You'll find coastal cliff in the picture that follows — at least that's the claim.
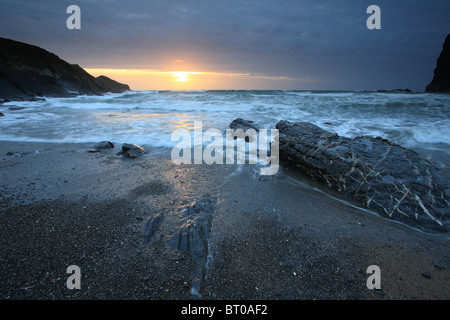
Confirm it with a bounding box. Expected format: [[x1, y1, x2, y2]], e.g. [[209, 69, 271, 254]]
[[426, 34, 450, 93], [0, 37, 129, 101]]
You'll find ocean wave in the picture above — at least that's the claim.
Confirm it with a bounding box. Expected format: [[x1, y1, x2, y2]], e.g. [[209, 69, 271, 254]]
[[1, 90, 449, 168]]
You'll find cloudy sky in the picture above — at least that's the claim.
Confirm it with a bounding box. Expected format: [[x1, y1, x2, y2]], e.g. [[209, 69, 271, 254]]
[[1, 0, 449, 90]]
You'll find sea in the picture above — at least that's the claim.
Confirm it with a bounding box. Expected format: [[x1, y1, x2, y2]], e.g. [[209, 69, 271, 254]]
[[1, 90, 449, 177]]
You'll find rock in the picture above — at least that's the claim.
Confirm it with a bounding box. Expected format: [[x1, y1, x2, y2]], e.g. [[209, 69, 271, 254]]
[[0, 112, 4, 117], [426, 34, 450, 92], [6, 150, 35, 157], [118, 143, 146, 158], [276, 120, 449, 233], [394, 88, 412, 92], [88, 141, 114, 153], [94, 75, 130, 93], [376, 89, 412, 93], [94, 141, 114, 150], [229, 118, 259, 131], [172, 197, 214, 256], [8, 106, 26, 111], [229, 118, 259, 142], [0, 37, 130, 101], [169, 196, 215, 299]]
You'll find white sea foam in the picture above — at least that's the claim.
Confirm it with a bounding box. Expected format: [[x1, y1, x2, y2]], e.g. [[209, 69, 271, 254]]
[[1, 90, 449, 169]]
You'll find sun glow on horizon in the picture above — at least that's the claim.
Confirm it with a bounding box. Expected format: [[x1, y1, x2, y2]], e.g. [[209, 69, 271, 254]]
[[84, 68, 305, 90], [173, 71, 190, 82]]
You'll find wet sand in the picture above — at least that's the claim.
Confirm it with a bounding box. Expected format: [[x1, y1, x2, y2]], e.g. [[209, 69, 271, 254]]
[[0, 141, 449, 300]]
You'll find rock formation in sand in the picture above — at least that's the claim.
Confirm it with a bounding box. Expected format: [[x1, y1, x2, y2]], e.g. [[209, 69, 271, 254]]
[[276, 120, 449, 233]]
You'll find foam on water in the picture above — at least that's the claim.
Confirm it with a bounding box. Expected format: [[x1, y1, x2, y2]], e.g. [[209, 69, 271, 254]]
[[1, 90, 449, 170]]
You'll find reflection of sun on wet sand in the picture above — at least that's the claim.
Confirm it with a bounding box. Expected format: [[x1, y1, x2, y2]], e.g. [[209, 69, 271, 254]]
[[0, 140, 449, 300]]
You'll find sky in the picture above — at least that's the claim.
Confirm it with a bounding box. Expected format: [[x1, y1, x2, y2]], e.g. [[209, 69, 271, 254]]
[[0, 0, 449, 91]]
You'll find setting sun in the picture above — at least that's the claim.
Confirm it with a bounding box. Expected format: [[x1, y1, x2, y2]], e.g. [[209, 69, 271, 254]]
[[173, 71, 189, 82]]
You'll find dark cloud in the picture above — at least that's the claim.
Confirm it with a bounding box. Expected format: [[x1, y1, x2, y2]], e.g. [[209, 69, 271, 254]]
[[1, 0, 449, 90]]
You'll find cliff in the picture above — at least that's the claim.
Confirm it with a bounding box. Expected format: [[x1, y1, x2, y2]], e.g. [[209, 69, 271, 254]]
[[426, 34, 450, 93], [0, 37, 130, 101]]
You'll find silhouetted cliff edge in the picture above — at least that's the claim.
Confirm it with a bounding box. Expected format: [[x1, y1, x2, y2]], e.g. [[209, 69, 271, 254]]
[[0, 37, 130, 101], [426, 34, 450, 93]]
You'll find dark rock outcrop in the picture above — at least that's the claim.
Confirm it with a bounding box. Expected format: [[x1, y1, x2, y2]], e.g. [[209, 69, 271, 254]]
[[94, 75, 130, 93], [426, 34, 450, 93], [170, 196, 215, 299], [0, 37, 130, 101], [88, 141, 115, 153], [93, 141, 114, 150], [229, 118, 260, 142], [376, 89, 412, 93], [276, 120, 449, 233], [229, 118, 259, 131], [118, 143, 146, 158]]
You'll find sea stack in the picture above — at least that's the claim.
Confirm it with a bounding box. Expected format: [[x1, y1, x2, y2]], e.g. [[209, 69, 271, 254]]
[[426, 34, 450, 92]]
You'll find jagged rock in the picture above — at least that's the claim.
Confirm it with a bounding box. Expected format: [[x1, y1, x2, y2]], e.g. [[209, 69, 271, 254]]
[[118, 143, 146, 158], [172, 197, 214, 256], [276, 120, 449, 233], [426, 34, 450, 92], [170, 196, 215, 299]]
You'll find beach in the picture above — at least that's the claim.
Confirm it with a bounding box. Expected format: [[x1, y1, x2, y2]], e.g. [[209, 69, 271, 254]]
[[0, 140, 448, 300], [1, 0, 450, 305]]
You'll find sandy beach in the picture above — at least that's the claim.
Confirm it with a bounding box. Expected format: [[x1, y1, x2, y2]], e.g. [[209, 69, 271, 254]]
[[0, 140, 449, 300]]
